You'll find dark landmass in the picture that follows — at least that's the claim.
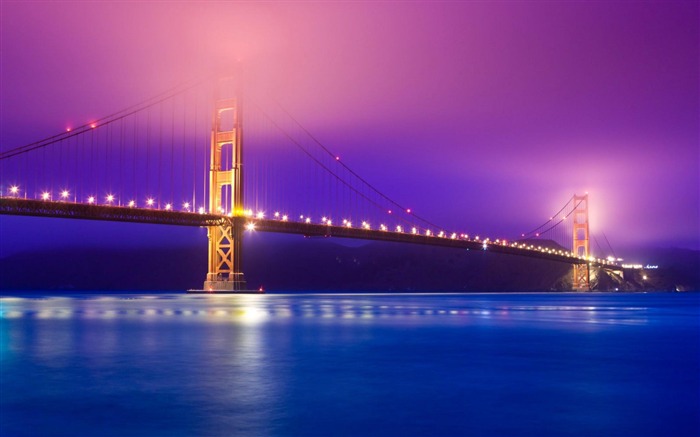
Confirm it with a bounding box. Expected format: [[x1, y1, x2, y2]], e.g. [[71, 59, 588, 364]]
[[1, 236, 698, 292]]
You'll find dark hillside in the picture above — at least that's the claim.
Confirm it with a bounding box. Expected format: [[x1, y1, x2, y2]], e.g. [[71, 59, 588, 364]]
[[1, 236, 697, 292]]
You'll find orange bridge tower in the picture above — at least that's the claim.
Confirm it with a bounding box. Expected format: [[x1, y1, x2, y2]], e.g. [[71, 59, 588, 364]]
[[203, 79, 246, 291], [572, 193, 590, 290]]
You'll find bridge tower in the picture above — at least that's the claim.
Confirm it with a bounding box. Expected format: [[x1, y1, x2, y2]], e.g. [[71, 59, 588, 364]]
[[203, 78, 247, 291], [572, 193, 590, 290]]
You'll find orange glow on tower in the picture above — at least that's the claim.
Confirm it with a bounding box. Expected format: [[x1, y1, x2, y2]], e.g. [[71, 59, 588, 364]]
[[204, 76, 247, 291], [572, 193, 590, 290]]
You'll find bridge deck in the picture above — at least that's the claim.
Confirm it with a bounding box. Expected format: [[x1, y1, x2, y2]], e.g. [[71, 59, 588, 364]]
[[0, 197, 618, 268]]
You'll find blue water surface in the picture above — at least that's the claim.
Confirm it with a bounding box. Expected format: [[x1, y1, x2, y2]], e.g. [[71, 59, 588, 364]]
[[1, 292, 698, 437]]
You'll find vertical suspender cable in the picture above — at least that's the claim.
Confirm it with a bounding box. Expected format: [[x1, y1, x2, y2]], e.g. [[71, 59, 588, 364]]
[[158, 103, 163, 207]]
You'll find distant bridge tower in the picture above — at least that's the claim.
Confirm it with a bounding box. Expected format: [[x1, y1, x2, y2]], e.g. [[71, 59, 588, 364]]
[[203, 78, 246, 291], [572, 193, 590, 290]]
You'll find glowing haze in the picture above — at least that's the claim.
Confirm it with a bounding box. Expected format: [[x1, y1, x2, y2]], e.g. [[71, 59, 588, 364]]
[[1, 2, 698, 254]]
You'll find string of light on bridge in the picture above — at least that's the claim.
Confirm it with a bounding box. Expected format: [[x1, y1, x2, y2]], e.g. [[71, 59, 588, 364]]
[[1, 187, 618, 266]]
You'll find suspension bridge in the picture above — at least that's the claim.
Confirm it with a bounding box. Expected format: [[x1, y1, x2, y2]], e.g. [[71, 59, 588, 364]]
[[0, 76, 620, 292]]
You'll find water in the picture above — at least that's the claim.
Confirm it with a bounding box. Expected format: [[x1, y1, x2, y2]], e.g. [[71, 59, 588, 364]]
[[1, 292, 698, 437]]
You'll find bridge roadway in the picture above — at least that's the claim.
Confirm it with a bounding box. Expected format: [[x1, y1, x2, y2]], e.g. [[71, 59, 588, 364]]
[[0, 197, 618, 269]]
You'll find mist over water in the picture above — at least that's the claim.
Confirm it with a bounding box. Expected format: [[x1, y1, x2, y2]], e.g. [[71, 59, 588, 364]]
[[1, 292, 698, 437]]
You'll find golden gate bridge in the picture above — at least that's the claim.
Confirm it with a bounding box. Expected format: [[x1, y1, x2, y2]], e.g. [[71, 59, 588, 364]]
[[0, 76, 620, 292]]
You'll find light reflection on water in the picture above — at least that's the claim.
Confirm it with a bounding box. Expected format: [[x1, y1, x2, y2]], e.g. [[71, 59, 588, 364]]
[[0, 294, 674, 325], [1, 292, 698, 437]]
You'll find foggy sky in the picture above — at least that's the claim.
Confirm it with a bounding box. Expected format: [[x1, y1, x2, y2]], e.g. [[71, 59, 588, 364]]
[[1, 1, 698, 256]]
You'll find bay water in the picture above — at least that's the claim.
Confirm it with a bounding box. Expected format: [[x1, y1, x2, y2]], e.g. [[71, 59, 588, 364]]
[[1, 292, 698, 436]]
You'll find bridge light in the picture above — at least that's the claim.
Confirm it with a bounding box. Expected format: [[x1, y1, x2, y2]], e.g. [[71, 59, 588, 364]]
[[146, 198, 155, 206], [9, 185, 19, 195], [362, 221, 370, 229], [388, 210, 392, 214], [411, 227, 417, 234], [482, 242, 488, 250], [165, 203, 172, 211], [342, 219, 348, 225], [425, 229, 431, 236], [66, 127, 72, 132], [90, 123, 97, 128], [346, 221, 352, 228], [41, 191, 50, 201], [396, 225, 403, 233], [380, 224, 387, 231], [326, 219, 332, 226], [305, 217, 311, 224], [274, 212, 280, 218], [321, 216, 327, 223], [244, 209, 253, 216], [87, 196, 95, 204], [198, 207, 205, 214], [406, 209, 411, 213], [282, 215, 288, 221], [128, 200, 136, 207], [335, 156, 340, 161], [245, 222, 256, 231], [256, 211, 265, 219], [60, 190, 70, 199], [438, 231, 445, 238], [106, 194, 115, 203], [450, 233, 457, 239], [183, 202, 190, 210]]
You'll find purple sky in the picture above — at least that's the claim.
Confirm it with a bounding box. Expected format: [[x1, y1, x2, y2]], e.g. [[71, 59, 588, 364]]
[[1, 1, 698, 256]]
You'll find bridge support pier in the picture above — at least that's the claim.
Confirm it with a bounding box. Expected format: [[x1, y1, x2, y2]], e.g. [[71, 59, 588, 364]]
[[203, 218, 247, 291], [573, 263, 591, 291]]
